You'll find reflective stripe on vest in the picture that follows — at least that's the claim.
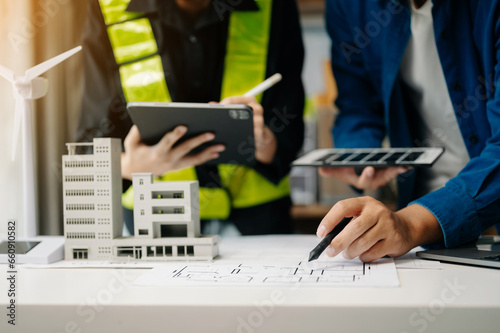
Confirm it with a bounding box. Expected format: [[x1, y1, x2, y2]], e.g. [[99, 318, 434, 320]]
[[99, 0, 289, 219]]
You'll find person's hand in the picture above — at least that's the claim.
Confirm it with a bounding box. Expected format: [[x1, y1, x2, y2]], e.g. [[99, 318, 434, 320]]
[[219, 96, 277, 164], [316, 196, 443, 262], [121, 125, 225, 180], [319, 166, 408, 191]]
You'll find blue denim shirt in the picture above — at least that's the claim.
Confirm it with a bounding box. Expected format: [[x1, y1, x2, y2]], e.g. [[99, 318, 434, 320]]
[[326, 0, 500, 248]]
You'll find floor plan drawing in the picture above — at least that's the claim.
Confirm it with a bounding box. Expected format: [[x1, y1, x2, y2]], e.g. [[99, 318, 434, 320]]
[[133, 257, 399, 287]]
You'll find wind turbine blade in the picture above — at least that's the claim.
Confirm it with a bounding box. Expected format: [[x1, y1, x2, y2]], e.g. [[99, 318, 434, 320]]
[[0, 63, 15, 83], [24, 45, 82, 81], [11, 93, 23, 161]]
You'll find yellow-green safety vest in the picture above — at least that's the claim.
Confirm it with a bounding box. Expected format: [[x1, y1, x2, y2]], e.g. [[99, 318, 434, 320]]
[[98, 0, 289, 219]]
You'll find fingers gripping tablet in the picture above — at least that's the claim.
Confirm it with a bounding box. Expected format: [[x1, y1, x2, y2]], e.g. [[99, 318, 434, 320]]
[[127, 102, 255, 166]]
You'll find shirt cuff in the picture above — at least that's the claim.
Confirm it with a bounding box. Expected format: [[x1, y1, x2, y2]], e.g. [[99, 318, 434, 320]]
[[409, 182, 481, 249]]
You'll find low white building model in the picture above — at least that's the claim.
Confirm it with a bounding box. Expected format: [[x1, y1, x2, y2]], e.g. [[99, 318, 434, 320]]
[[62, 138, 219, 261]]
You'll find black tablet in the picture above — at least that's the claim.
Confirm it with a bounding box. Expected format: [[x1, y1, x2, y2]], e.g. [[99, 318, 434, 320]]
[[292, 147, 444, 168], [127, 102, 255, 165]]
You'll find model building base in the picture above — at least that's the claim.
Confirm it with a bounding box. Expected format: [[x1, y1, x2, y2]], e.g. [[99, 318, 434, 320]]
[[65, 235, 219, 262], [112, 235, 219, 261]]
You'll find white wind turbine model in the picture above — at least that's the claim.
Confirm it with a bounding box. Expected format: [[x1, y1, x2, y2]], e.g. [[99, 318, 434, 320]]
[[0, 46, 82, 264]]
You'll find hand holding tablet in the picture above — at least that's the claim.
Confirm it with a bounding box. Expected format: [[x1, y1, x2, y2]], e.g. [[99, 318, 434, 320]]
[[219, 95, 277, 165], [294, 147, 444, 191], [127, 102, 256, 166], [126, 74, 283, 170], [120, 124, 226, 180]]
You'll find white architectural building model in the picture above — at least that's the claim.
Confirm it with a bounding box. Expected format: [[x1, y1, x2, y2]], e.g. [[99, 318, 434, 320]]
[[62, 138, 123, 261], [62, 138, 218, 261]]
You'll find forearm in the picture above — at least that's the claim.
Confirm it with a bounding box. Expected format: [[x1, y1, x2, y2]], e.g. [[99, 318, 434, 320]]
[[255, 126, 277, 164], [121, 152, 133, 181], [254, 100, 303, 184]]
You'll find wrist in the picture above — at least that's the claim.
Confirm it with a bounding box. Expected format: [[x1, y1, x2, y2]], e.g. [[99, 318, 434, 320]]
[[395, 204, 443, 248], [121, 153, 132, 181], [255, 126, 277, 164]]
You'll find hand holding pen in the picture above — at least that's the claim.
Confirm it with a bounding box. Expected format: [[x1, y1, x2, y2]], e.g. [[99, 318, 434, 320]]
[[309, 217, 353, 262], [219, 74, 282, 164]]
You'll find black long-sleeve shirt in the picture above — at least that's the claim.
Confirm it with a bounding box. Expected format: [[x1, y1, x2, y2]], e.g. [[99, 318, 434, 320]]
[[77, 0, 305, 234]]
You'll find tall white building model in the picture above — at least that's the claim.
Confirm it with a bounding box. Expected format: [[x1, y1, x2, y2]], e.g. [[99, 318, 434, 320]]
[[62, 138, 218, 261], [63, 138, 123, 260]]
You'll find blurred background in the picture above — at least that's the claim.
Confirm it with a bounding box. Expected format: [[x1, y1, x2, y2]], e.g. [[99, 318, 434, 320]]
[[0, 0, 393, 238]]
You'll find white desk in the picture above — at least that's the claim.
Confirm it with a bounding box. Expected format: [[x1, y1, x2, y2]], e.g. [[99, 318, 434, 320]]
[[1, 235, 499, 333]]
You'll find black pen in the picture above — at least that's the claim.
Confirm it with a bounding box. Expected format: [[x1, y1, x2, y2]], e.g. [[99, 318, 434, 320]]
[[308, 217, 353, 262]]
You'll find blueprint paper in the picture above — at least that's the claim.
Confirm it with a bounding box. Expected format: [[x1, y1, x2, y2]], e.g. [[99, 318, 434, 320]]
[[132, 256, 399, 287], [133, 235, 400, 287]]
